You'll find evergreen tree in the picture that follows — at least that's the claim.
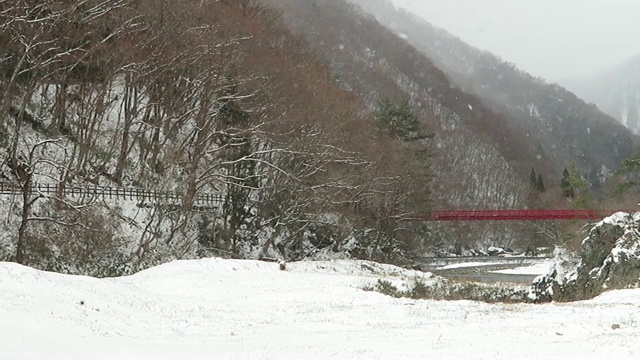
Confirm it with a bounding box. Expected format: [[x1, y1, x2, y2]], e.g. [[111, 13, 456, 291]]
[[529, 168, 545, 193], [375, 98, 429, 141], [374, 98, 433, 256], [560, 162, 593, 208], [536, 173, 545, 192], [560, 168, 573, 198], [614, 150, 640, 195], [529, 168, 537, 191]]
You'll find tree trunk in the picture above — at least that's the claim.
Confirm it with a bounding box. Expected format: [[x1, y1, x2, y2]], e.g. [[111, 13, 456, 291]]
[[15, 175, 33, 264]]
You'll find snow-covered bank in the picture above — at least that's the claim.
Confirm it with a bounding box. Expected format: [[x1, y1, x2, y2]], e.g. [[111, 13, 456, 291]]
[[492, 260, 554, 275], [1, 258, 639, 359], [436, 261, 501, 270]]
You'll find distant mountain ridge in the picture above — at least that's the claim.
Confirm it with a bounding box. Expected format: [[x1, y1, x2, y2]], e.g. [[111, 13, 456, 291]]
[[348, 0, 639, 187], [265, 0, 542, 195], [264, 0, 547, 248]]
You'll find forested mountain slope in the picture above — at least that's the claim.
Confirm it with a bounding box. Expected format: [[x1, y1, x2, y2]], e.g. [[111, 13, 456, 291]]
[[263, 0, 559, 250], [4, 0, 606, 271], [564, 55, 640, 135], [349, 0, 639, 188], [0, 0, 435, 272]]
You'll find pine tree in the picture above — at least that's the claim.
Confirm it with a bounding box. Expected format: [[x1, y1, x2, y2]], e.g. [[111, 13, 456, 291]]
[[560, 162, 593, 208], [560, 168, 573, 198], [375, 98, 429, 141], [536, 173, 545, 192], [529, 168, 545, 193], [374, 98, 395, 135], [529, 168, 537, 189], [614, 150, 640, 195], [530, 168, 537, 191]]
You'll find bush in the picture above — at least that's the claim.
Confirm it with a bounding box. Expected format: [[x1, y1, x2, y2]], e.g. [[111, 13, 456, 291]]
[[375, 279, 401, 298], [407, 277, 429, 299], [366, 277, 530, 303], [21, 201, 132, 277]]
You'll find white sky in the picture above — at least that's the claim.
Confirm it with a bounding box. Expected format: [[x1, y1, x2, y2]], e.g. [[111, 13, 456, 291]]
[[391, 0, 640, 82]]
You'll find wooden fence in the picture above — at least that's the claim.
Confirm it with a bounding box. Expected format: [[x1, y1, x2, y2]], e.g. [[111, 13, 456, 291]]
[[0, 181, 223, 206]]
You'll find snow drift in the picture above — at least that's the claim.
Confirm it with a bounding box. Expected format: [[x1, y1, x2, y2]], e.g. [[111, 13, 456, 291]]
[[2, 258, 640, 359]]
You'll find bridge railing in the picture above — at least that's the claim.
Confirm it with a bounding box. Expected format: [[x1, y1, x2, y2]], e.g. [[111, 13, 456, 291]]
[[1, 181, 631, 221], [405, 209, 631, 221]]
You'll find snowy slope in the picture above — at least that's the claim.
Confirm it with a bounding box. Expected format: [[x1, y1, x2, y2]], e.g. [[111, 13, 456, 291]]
[[492, 260, 554, 275], [1, 258, 639, 359]]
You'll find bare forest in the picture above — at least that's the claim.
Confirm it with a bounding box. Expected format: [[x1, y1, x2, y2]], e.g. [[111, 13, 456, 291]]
[[0, 0, 434, 275], [2, 0, 629, 275]]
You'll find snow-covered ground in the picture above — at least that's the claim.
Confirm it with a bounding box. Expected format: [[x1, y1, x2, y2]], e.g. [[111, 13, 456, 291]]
[[492, 260, 555, 275], [2, 258, 639, 359]]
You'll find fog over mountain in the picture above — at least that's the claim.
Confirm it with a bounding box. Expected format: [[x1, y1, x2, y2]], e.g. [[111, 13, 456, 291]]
[[391, 0, 640, 82], [564, 56, 640, 134], [348, 0, 638, 189]]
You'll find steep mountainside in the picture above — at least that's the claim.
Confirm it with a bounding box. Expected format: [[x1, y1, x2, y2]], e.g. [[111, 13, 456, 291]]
[[563, 55, 640, 134], [0, 0, 437, 271], [263, 0, 560, 250], [349, 0, 639, 187]]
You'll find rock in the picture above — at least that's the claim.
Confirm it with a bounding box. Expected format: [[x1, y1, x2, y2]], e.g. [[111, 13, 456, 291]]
[[487, 247, 506, 256], [529, 212, 640, 302], [278, 260, 286, 271], [611, 324, 621, 330], [361, 263, 375, 272], [528, 269, 559, 303], [467, 249, 488, 257]]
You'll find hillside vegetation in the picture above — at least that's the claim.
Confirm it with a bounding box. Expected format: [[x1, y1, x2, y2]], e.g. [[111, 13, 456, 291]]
[[3, 0, 630, 274], [349, 0, 639, 189], [265, 0, 588, 250], [0, 0, 433, 274]]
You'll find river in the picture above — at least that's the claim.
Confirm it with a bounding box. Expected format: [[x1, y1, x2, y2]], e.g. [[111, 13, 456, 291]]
[[415, 257, 553, 285]]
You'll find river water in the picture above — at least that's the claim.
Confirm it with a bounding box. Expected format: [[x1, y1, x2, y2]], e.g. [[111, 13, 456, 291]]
[[439, 272, 539, 285], [417, 257, 552, 285]]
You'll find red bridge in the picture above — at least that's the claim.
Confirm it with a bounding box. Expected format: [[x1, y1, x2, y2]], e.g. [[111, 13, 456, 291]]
[[407, 209, 628, 221]]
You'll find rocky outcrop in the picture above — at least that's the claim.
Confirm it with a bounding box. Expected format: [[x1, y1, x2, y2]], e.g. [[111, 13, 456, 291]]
[[529, 212, 640, 302]]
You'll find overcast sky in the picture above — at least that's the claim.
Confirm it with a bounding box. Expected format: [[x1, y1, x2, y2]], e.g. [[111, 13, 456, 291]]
[[391, 0, 640, 82]]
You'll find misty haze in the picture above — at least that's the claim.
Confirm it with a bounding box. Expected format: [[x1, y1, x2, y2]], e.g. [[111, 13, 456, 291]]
[[392, 0, 640, 81], [389, 0, 640, 139]]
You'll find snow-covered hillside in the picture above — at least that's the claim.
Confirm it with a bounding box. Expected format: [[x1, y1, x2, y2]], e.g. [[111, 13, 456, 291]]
[[1, 258, 639, 359], [347, 0, 639, 187]]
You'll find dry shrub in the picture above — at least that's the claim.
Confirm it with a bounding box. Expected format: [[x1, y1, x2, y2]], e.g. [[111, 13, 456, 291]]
[[365, 277, 530, 303], [23, 200, 130, 276]]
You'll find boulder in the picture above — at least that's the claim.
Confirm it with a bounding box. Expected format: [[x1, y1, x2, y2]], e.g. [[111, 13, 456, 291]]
[[529, 212, 640, 302], [487, 246, 506, 256]]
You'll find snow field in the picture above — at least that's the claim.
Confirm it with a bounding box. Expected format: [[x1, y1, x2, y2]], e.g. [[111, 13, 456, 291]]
[[1, 258, 639, 359]]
